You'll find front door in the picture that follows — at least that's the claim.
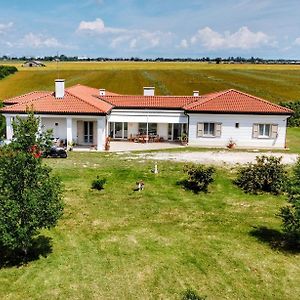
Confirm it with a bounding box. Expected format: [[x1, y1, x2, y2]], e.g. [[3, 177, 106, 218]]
[[84, 121, 94, 143]]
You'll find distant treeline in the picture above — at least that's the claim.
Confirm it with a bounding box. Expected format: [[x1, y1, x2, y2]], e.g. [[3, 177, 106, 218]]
[[280, 101, 300, 127], [0, 65, 18, 80], [1, 55, 300, 65]]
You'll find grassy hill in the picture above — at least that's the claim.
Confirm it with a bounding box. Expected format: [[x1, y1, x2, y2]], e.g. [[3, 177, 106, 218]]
[[0, 62, 300, 102]]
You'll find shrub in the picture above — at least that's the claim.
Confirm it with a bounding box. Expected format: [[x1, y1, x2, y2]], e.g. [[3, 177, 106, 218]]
[[279, 101, 300, 127], [183, 164, 215, 193], [182, 289, 206, 300], [235, 155, 287, 195], [279, 157, 300, 245], [91, 176, 106, 190]]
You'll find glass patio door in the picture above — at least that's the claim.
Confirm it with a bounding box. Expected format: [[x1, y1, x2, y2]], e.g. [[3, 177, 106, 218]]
[[84, 121, 93, 143], [109, 122, 128, 139]]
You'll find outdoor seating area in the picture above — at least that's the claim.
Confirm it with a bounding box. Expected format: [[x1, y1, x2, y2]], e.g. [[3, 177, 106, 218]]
[[127, 134, 165, 143]]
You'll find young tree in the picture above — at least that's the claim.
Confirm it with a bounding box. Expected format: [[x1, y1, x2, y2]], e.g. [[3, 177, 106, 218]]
[[279, 157, 300, 245], [0, 111, 63, 254]]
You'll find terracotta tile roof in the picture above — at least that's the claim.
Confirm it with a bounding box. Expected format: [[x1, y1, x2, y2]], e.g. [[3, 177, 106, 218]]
[[3, 91, 51, 105], [184, 89, 293, 115], [0, 85, 293, 116], [1, 91, 108, 115], [98, 95, 199, 109], [66, 84, 114, 113], [0, 84, 117, 115]]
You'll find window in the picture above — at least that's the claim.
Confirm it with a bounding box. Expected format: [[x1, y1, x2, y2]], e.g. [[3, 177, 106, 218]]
[[109, 122, 128, 139], [259, 124, 271, 137], [204, 123, 215, 136], [253, 123, 278, 139], [197, 122, 222, 138], [138, 123, 157, 135]]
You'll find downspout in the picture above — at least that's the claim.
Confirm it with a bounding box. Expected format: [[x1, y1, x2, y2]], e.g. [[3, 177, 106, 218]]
[[284, 117, 288, 149], [184, 110, 190, 145]]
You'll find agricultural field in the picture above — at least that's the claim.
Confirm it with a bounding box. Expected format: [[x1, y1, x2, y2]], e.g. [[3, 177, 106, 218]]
[[0, 61, 300, 103], [0, 152, 299, 299]]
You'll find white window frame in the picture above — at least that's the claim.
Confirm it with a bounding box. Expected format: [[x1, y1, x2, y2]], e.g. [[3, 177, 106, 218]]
[[203, 122, 216, 137], [258, 124, 271, 139]]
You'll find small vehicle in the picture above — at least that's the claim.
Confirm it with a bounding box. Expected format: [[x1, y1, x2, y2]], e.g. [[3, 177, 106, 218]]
[[42, 146, 67, 158]]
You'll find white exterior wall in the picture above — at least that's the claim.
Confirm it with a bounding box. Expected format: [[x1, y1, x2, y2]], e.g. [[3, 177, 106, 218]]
[[4, 114, 107, 151], [157, 123, 168, 139], [128, 122, 138, 137], [188, 113, 289, 149], [42, 118, 67, 139]]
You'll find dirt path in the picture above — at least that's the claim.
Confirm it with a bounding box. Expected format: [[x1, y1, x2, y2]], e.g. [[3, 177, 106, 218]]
[[127, 151, 298, 165]]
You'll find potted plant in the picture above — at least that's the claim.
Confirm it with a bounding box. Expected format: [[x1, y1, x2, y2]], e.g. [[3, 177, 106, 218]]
[[67, 140, 76, 151], [180, 133, 188, 145], [105, 137, 110, 151], [227, 138, 236, 149]]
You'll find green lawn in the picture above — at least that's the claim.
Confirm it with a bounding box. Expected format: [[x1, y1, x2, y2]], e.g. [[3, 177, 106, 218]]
[[0, 62, 300, 102], [0, 152, 299, 299], [287, 127, 300, 153]]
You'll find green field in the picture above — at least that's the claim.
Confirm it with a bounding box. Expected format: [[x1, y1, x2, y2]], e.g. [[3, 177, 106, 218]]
[[0, 62, 300, 102], [0, 152, 299, 299]]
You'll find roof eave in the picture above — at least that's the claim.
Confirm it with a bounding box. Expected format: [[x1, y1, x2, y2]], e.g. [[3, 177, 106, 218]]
[[185, 110, 293, 115]]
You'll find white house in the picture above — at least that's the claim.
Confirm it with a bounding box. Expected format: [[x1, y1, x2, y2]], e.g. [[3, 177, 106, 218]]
[[0, 79, 293, 150]]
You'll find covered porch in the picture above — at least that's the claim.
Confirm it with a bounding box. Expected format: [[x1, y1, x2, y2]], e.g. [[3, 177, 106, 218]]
[[107, 108, 189, 145]]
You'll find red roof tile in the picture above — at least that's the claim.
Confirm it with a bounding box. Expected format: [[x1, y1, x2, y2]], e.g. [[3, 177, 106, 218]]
[[98, 95, 199, 109], [184, 89, 293, 115], [3, 91, 51, 105], [0, 85, 293, 116], [1, 91, 108, 115]]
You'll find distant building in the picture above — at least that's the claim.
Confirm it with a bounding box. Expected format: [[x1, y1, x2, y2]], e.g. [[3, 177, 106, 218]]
[[22, 60, 46, 67]]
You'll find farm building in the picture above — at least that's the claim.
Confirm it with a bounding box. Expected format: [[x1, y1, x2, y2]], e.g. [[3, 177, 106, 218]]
[[22, 60, 46, 67], [1, 80, 293, 150]]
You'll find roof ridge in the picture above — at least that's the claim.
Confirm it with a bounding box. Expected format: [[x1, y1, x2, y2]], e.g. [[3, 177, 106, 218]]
[[66, 90, 106, 113], [183, 90, 229, 109], [185, 89, 292, 113], [4, 91, 51, 102], [3, 92, 51, 109], [228, 89, 293, 112]]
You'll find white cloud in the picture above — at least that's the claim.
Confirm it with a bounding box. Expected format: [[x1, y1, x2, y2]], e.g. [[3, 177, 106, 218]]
[[182, 26, 276, 51], [179, 39, 188, 49], [14, 33, 73, 50], [294, 37, 300, 46], [77, 18, 125, 34], [20, 33, 63, 48], [77, 18, 173, 51], [0, 22, 13, 34]]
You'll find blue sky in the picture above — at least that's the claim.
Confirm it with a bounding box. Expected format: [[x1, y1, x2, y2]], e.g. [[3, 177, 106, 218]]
[[0, 0, 300, 58]]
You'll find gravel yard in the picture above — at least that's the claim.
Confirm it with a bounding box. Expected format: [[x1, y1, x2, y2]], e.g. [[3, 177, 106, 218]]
[[126, 150, 299, 165]]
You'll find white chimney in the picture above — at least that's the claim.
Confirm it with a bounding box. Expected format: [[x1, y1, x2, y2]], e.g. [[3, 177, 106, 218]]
[[143, 87, 155, 96], [99, 89, 106, 96], [193, 91, 199, 97], [55, 79, 65, 98]]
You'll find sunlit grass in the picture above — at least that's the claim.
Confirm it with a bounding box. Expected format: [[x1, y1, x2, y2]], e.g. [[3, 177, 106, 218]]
[[0, 152, 299, 299], [0, 62, 300, 102]]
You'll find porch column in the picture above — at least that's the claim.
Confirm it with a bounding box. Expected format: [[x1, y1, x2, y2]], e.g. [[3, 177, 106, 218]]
[[97, 117, 106, 151], [5, 116, 13, 140], [38, 117, 42, 134], [66, 117, 73, 149]]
